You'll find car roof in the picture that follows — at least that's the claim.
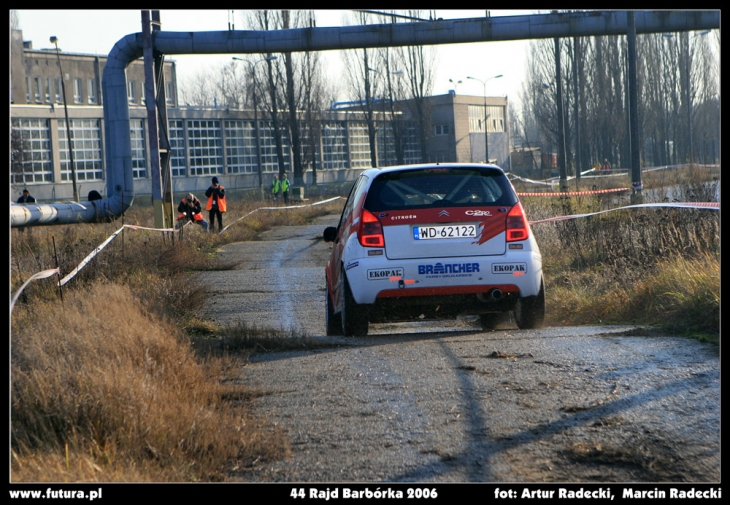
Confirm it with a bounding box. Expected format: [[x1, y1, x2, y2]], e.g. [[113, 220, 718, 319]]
[[362, 163, 505, 177]]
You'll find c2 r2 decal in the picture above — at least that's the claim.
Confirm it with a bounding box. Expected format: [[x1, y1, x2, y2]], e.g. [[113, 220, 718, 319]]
[[368, 267, 404, 280], [492, 263, 527, 274], [346, 261, 359, 271]]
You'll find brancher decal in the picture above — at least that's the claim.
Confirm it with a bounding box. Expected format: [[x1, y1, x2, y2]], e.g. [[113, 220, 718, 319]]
[[418, 262, 479, 278], [346, 261, 359, 271], [368, 267, 404, 280]]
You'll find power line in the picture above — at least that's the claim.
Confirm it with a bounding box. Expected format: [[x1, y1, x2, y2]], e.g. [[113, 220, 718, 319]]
[[352, 10, 430, 22]]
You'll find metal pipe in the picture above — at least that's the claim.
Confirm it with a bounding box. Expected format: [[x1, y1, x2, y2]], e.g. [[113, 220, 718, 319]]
[[14, 11, 716, 227]]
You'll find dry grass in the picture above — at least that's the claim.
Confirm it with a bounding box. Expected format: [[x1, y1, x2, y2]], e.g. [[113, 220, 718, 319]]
[[524, 165, 720, 341], [10, 284, 290, 482], [10, 193, 343, 482]]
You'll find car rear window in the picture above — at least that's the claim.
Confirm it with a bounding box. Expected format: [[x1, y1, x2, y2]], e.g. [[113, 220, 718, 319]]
[[364, 166, 518, 211]]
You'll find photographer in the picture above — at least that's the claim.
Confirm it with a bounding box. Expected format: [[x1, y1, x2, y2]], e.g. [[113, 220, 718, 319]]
[[205, 176, 226, 233], [176, 193, 209, 232]]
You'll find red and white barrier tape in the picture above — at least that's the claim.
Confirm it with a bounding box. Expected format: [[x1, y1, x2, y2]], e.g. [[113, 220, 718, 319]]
[[58, 197, 344, 287], [11, 268, 60, 311], [220, 196, 343, 233], [529, 201, 719, 225], [518, 187, 630, 197]]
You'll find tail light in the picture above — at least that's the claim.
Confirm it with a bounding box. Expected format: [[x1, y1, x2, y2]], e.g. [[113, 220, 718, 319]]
[[358, 209, 385, 247], [506, 202, 530, 242]]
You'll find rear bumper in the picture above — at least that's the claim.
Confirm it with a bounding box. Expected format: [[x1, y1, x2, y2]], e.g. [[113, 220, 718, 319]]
[[345, 250, 542, 305]]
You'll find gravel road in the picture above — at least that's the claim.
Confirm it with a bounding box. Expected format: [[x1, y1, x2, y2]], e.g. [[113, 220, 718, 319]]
[[197, 215, 720, 483]]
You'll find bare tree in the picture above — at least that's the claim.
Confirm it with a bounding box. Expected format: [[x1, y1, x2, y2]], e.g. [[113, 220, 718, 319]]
[[342, 11, 379, 167], [373, 29, 409, 166], [396, 10, 436, 163], [245, 10, 287, 179], [300, 11, 328, 185], [215, 61, 248, 110], [520, 24, 719, 175], [281, 10, 306, 184], [179, 69, 221, 107]]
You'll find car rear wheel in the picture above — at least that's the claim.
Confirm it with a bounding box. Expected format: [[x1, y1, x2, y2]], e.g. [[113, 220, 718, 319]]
[[326, 283, 343, 336], [514, 279, 545, 330], [341, 272, 369, 337]]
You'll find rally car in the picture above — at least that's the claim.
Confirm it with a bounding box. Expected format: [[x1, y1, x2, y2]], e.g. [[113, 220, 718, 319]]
[[323, 163, 544, 336]]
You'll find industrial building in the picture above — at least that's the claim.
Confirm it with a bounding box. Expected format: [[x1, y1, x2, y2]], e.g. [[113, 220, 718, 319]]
[[11, 28, 510, 202]]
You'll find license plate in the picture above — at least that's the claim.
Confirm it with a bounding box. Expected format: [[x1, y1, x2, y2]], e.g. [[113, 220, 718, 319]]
[[413, 224, 477, 240]]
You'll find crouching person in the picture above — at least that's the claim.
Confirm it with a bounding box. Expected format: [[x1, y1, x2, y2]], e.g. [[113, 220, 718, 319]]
[[176, 193, 209, 232]]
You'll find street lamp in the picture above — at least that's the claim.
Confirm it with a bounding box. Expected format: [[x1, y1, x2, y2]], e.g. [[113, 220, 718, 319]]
[[50, 36, 78, 202], [467, 74, 503, 164], [449, 78, 462, 95], [232, 55, 278, 197]]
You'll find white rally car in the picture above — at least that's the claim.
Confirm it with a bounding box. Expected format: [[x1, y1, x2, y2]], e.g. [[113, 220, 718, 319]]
[[323, 163, 544, 336]]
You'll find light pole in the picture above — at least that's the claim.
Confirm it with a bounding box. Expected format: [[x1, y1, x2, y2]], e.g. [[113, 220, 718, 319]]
[[51, 36, 78, 202], [232, 55, 277, 198], [467, 74, 503, 164], [449, 78, 462, 95]]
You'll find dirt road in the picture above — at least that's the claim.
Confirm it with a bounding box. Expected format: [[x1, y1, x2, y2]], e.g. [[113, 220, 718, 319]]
[[197, 216, 720, 483]]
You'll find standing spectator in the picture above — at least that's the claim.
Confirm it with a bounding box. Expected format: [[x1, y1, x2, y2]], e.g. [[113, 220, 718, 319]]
[[271, 174, 281, 202], [16, 189, 36, 234], [205, 176, 227, 233], [176, 193, 209, 232], [602, 158, 612, 171], [17, 189, 36, 204], [281, 173, 291, 205]]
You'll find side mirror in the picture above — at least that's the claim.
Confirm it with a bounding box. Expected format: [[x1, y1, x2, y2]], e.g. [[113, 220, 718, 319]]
[[323, 226, 338, 243]]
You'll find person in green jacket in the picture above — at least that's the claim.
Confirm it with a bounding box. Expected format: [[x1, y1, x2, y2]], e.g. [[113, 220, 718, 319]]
[[271, 174, 281, 202], [281, 173, 291, 204]]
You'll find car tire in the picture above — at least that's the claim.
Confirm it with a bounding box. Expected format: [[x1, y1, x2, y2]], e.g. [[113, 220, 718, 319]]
[[514, 278, 546, 330], [341, 271, 369, 337], [479, 312, 507, 331], [326, 284, 343, 336]]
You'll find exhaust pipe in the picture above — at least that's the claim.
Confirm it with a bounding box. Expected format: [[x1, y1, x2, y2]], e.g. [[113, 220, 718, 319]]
[[477, 289, 503, 303]]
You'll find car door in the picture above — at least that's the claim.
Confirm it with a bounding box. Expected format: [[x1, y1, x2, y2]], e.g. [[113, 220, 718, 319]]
[[328, 175, 370, 311]]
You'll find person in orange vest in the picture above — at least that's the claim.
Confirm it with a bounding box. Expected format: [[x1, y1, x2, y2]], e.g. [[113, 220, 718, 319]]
[[205, 176, 227, 233], [176, 193, 209, 232], [602, 158, 612, 171]]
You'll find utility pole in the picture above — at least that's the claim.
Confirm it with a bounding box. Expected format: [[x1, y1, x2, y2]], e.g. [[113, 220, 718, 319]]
[[572, 36, 582, 182], [50, 36, 79, 202], [554, 35, 568, 190], [627, 11, 642, 203]]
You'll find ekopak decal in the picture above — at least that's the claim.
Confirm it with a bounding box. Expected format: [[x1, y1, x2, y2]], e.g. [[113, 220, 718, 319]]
[[367, 267, 404, 280]]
